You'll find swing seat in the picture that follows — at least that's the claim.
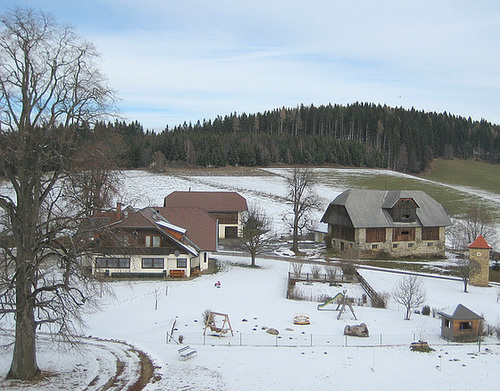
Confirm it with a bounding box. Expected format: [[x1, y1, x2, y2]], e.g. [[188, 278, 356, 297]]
[[209, 325, 227, 334]]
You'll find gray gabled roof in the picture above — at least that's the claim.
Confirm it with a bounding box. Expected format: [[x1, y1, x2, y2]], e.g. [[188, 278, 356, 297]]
[[438, 304, 483, 320], [321, 189, 451, 228]]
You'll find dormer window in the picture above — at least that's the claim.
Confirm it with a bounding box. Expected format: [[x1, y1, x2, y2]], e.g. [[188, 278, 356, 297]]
[[145, 235, 161, 247], [388, 198, 418, 223]]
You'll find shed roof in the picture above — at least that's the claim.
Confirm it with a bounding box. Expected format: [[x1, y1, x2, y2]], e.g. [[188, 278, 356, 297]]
[[164, 191, 248, 213], [438, 304, 483, 320], [321, 189, 451, 228]]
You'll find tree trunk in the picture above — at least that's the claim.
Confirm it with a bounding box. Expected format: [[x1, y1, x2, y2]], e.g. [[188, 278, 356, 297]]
[[251, 250, 256, 267], [291, 219, 300, 254], [7, 265, 40, 380]]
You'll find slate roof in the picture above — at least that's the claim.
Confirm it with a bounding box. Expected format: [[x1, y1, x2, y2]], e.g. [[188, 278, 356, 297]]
[[164, 191, 248, 213], [438, 304, 483, 320], [321, 189, 451, 228]]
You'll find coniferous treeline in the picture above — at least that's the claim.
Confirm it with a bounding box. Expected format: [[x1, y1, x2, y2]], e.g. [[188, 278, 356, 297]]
[[157, 103, 499, 173], [10, 103, 496, 174]]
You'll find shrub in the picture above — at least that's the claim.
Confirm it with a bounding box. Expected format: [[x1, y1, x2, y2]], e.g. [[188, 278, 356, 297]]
[[324, 266, 338, 281], [291, 262, 303, 278], [178, 334, 184, 344], [202, 309, 212, 325], [341, 263, 357, 278], [310, 265, 321, 279], [422, 305, 431, 316]]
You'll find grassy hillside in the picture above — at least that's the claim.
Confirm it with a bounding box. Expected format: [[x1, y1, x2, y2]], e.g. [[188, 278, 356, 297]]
[[420, 159, 500, 195], [313, 165, 499, 221]]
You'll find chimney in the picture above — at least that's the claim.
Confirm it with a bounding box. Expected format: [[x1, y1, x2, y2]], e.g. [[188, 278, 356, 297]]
[[117, 202, 122, 220]]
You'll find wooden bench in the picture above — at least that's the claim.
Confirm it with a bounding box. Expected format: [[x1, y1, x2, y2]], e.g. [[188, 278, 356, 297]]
[[178, 345, 197, 360], [170, 269, 185, 278]]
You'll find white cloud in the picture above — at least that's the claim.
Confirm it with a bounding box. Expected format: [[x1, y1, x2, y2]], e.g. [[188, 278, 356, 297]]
[[3, 0, 498, 128]]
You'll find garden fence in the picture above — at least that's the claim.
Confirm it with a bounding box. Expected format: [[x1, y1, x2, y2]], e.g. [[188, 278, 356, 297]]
[[166, 330, 492, 349]]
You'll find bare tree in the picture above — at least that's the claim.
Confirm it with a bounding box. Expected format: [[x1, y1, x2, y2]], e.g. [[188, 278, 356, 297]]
[[455, 256, 481, 293], [393, 275, 426, 320], [66, 138, 121, 216], [150, 150, 167, 173], [284, 168, 319, 254], [448, 205, 496, 251], [0, 8, 115, 380], [240, 205, 272, 267]]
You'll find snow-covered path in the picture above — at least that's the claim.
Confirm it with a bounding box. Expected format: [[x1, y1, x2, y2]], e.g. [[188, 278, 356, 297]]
[[0, 334, 152, 391]]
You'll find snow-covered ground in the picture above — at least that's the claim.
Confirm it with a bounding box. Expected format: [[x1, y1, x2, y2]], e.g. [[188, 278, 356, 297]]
[[3, 256, 500, 390], [1, 168, 500, 390]]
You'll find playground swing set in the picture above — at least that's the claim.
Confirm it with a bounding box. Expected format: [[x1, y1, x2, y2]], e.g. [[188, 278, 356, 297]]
[[203, 311, 234, 338], [316, 290, 357, 320]]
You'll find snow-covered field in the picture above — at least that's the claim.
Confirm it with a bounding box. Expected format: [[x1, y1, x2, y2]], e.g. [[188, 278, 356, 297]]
[[3, 256, 500, 390], [1, 168, 500, 390]]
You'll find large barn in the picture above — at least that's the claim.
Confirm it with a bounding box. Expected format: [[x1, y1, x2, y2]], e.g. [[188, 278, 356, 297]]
[[321, 190, 451, 257]]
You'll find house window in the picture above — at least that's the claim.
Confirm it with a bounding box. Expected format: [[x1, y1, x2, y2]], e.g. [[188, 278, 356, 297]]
[[444, 319, 450, 328], [96, 257, 130, 268], [408, 243, 413, 248], [145, 235, 161, 247], [177, 258, 187, 268], [393, 243, 398, 248], [372, 244, 378, 250], [459, 321, 472, 330], [427, 242, 433, 247], [142, 258, 164, 269]]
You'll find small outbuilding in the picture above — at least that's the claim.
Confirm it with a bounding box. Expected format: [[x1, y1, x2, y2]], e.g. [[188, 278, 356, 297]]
[[438, 304, 483, 342]]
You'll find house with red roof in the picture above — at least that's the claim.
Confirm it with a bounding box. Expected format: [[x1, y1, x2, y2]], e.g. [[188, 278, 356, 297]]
[[91, 206, 216, 278], [164, 191, 248, 239]]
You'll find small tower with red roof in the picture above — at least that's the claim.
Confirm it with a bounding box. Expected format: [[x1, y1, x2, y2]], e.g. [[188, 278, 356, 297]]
[[468, 235, 492, 287]]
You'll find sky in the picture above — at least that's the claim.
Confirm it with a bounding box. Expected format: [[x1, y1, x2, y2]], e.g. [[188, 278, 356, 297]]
[[1, 1, 499, 131]]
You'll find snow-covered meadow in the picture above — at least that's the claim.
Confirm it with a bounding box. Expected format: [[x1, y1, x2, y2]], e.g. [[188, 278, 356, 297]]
[[1, 167, 500, 390]]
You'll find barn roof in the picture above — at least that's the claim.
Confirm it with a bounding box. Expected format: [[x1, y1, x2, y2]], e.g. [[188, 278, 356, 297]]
[[321, 189, 451, 228]]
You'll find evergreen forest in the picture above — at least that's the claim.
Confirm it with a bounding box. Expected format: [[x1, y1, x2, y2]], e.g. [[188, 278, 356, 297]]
[[56, 103, 500, 174]]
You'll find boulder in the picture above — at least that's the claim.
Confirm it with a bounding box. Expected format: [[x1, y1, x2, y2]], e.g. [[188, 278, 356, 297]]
[[266, 328, 279, 335], [344, 323, 369, 337]]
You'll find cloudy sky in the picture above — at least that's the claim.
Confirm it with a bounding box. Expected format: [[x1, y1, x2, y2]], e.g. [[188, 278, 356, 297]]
[[2, 1, 499, 130]]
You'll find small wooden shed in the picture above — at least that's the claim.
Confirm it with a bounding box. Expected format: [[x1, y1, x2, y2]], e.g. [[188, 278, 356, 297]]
[[438, 304, 483, 342]]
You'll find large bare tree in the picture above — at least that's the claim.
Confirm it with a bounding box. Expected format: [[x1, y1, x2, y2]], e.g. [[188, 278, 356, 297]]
[[284, 168, 319, 254], [0, 8, 115, 380], [448, 205, 496, 251], [455, 256, 481, 293], [240, 205, 272, 267], [393, 275, 426, 320]]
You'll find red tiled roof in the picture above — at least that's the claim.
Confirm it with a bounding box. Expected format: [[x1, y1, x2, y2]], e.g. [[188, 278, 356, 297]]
[[468, 234, 492, 249], [156, 207, 217, 252], [164, 191, 248, 212]]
